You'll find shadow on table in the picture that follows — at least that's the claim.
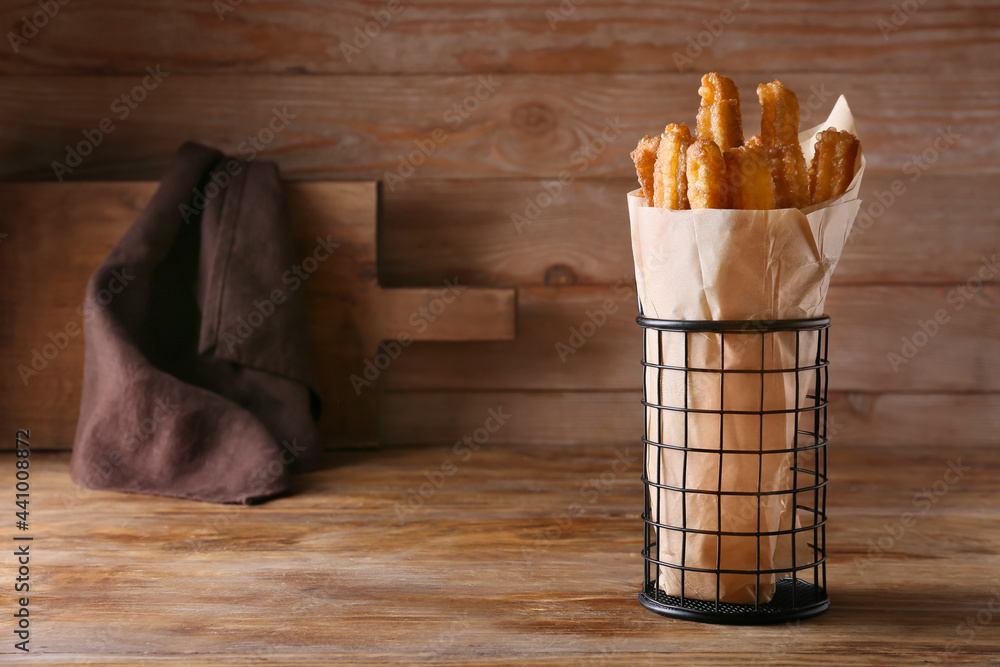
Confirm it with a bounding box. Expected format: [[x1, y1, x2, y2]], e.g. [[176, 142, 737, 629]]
[[828, 581, 998, 629]]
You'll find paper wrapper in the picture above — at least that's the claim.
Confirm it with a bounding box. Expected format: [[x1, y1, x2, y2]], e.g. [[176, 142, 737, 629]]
[[629, 97, 865, 605]]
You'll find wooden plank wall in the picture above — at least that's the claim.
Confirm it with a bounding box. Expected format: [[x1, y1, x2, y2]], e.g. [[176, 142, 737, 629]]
[[1, 1, 998, 449]]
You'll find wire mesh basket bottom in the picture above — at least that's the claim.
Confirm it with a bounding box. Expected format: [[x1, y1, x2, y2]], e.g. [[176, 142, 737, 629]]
[[639, 577, 828, 625]]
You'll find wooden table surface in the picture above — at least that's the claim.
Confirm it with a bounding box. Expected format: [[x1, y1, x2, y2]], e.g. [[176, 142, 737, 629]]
[[2, 442, 998, 666]]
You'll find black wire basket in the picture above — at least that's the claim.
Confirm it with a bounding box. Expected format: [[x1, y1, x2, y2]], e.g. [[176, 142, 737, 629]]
[[637, 315, 830, 624]]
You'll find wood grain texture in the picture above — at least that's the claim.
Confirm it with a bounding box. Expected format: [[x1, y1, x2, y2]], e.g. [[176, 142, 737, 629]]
[[1, 1, 998, 75], [0, 72, 997, 182], [1, 445, 997, 665], [381, 390, 1000, 449], [1, 186, 995, 451], [0, 6, 994, 662], [0, 182, 515, 451], [380, 174, 1000, 287], [384, 285, 1000, 393]]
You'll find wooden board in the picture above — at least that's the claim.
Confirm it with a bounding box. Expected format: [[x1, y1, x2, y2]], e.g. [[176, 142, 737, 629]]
[[383, 285, 1000, 394], [0, 72, 997, 182], [1, 1, 997, 75], [0, 5, 994, 469], [0, 182, 515, 450], [380, 174, 1000, 286], [2, 444, 998, 664], [381, 390, 1000, 449]]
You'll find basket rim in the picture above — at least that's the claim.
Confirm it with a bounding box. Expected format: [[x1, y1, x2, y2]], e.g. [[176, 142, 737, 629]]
[[637, 316, 831, 333]]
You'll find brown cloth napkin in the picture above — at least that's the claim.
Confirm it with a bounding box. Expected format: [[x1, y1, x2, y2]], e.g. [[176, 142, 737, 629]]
[[70, 142, 323, 503]]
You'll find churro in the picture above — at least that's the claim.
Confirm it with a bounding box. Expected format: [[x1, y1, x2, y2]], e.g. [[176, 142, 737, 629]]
[[630, 134, 661, 207], [652, 123, 693, 209], [768, 144, 810, 209], [758, 80, 801, 148], [686, 138, 728, 209], [724, 140, 775, 210], [696, 73, 744, 152], [631, 74, 858, 211], [809, 128, 860, 205]]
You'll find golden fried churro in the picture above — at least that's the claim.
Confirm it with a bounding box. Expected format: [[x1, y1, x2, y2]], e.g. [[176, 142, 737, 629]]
[[768, 144, 809, 209], [696, 73, 744, 152], [724, 141, 775, 210], [634, 74, 859, 211], [652, 123, 693, 209], [757, 80, 801, 148], [809, 128, 860, 205], [686, 138, 728, 209], [631, 134, 661, 206]]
